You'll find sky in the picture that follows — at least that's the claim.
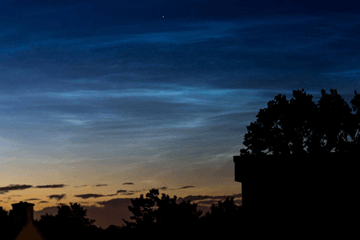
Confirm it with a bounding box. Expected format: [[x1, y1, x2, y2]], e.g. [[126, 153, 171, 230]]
[[1, 0, 360, 229]]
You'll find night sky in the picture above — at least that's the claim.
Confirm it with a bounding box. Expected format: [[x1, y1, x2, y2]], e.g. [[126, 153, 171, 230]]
[[1, 0, 360, 229]]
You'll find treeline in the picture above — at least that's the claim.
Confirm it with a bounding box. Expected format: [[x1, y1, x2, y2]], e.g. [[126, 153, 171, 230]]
[[0, 189, 246, 240]]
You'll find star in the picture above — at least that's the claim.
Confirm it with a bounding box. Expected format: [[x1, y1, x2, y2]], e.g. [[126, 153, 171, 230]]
[[162, 16, 165, 18]]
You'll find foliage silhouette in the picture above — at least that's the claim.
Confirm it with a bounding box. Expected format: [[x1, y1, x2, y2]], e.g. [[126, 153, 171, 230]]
[[204, 197, 242, 220], [56, 202, 96, 228], [120, 189, 246, 238], [123, 188, 203, 234], [33, 202, 98, 240], [1, 193, 245, 239], [122, 188, 159, 230], [240, 88, 360, 156], [155, 192, 203, 227], [199, 197, 245, 234]]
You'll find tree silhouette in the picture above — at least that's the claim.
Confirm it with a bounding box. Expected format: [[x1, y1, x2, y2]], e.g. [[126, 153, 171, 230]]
[[1, 195, 247, 240], [155, 192, 202, 231], [240, 89, 360, 156], [200, 197, 244, 234], [204, 197, 242, 219], [122, 188, 159, 230], [123, 188, 203, 235], [56, 202, 96, 228], [35, 202, 97, 240]]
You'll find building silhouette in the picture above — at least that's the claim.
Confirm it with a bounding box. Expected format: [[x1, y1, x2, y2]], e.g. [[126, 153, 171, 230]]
[[233, 151, 358, 237], [3, 201, 46, 240]]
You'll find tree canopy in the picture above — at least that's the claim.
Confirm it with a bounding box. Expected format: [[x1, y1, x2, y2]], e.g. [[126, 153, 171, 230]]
[[201, 197, 245, 231], [122, 189, 243, 238], [122, 188, 203, 232], [55, 202, 96, 228], [34, 202, 97, 240], [240, 88, 360, 156], [1, 192, 244, 239]]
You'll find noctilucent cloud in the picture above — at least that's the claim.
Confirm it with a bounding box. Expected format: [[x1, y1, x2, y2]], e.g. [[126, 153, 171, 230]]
[[1, 0, 359, 229]]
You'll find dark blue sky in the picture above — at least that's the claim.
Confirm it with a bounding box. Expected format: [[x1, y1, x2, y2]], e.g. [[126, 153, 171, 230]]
[[1, 0, 360, 229]]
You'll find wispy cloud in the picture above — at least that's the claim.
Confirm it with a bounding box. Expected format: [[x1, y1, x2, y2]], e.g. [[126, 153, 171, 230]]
[[324, 69, 360, 77], [75, 194, 107, 199], [178, 186, 195, 189], [48, 194, 66, 201], [0, 184, 32, 194], [35, 184, 68, 189], [93, 184, 108, 187]]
